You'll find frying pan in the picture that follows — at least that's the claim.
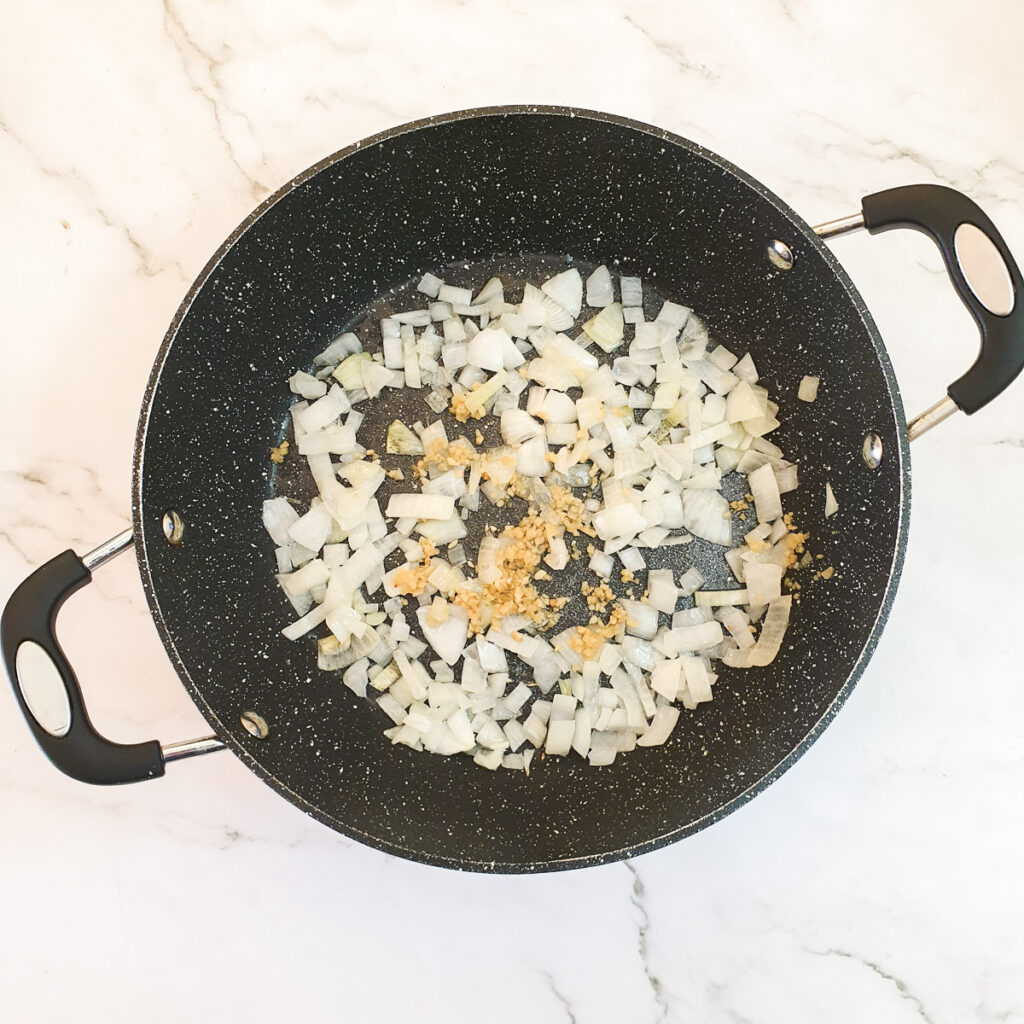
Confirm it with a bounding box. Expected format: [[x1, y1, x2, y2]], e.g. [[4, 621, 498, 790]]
[[4, 107, 1022, 873]]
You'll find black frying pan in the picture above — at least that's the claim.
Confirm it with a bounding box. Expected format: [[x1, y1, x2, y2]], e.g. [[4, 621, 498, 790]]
[[4, 107, 1022, 872]]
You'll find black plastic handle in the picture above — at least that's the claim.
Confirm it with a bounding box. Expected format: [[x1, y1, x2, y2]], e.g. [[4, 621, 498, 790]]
[[862, 184, 1024, 414], [1, 549, 165, 784]]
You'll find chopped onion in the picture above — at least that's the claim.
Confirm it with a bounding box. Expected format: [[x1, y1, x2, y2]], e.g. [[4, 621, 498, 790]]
[[718, 607, 755, 649], [583, 303, 625, 352], [775, 464, 799, 494], [288, 503, 333, 553], [466, 327, 511, 372], [748, 463, 783, 524], [500, 408, 545, 445], [620, 276, 643, 308], [541, 269, 583, 318], [681, 656, 713, 702], [637, 705, 679, 747], [263, 497, 300, 546], [825, 481, 839, 518], [646, 569, 678, 613], [593, 503, 646, 543], [694, 589, 749, 607], [315, 332, 361, 366], [682, 490, 731, 546], [665, 621, 723, 655], [678, 566, 705, 597], [747, 596, 792, 667], [289, 370, 328, 400], [268, 263, 810, 774], [589, 549, 614, 579], [416, 604, 468, 666], [520, 284, 573, 331], [725, 380, 763, 422], [417, 272, 443, 298], [619, 547, 645, 572], [585, 265, 614, 307], [385, 493, 455, 520], [618, 601, 656, 641], [744, 562, 783, 605], [386, 420, 423, 455], [463, 368, 508, 417], [798, 375, 820, 402]]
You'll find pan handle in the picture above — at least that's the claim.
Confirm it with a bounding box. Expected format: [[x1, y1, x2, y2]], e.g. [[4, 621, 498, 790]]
[[1, 529, 224, 784], [815, 184, 1024, 438]]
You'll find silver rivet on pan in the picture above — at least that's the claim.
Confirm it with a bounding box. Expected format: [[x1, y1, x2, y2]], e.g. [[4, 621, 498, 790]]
[[162, 510, 185, 546], [862, 433, 883, 468], [240, 711, 270, 739], [767, 240, 794, 270]]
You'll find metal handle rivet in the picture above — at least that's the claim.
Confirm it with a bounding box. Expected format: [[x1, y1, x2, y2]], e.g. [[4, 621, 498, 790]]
[[862, 433, 883, 468], [767, 239, 794, 270], [162, 510, 185, 546], [240, 711, 269, 739]]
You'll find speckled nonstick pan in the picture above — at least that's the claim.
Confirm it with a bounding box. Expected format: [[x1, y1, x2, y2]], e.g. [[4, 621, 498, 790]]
[[5, 107, 1023, 872]]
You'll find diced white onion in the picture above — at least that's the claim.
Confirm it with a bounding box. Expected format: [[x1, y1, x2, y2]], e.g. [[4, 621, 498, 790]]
[[585, 265, 614, 307], [268, 264, 809, 773], [798, 375, 820, 402], [825, 481, 839, 518]]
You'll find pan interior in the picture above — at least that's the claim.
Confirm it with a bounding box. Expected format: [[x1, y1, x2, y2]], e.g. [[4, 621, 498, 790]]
[[135, 108, 907, 871]]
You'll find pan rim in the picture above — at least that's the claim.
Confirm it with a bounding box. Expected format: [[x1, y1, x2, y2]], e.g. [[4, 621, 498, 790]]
[[131, 104, 911, 872]]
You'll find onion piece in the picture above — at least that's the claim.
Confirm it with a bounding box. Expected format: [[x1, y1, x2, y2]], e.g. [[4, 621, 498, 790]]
[[500, 408, 545, 445], [646, 569, 678, 614], [386, 420, 423, 455], [798, 375, 820, 402], [297, 386, 350, 433], [585, 265, 614, 307], [650, 660, 682, 700], [463, 368, 508, 417], [725, 380, 764, 422], [263, 497, 300, 546], [619, 547, 645, 572], [681, 656, 713, 703], [541, 268, 583, 318], [677, 566, 705, 597], [748, 463, 783, 524], [416, 604, 468, 666], [315, 332, 361, 366], [620, 276, 643, 308], [825, 481, 839, 518], [583, 303, 625, 352], [593, 503, 646, 544], [775, 464, 799, 494], [665, 621, 723, 655], [694, 589, 749, 607], [620, 600, 658, 640], [637, 705, 680, 746], [467, 328, 512, 372], [748, 596, 792, 667], [682, 490, 732, 546], [589, 549, 614, 579], [520, 284, 573, 331], [288, 503, 334, 553], [332, 353, 373, 392], [718, 607, 756, 649], [289, 370, 328, 400], [744, 562, 783, 605], [385, 493, 455, 520]]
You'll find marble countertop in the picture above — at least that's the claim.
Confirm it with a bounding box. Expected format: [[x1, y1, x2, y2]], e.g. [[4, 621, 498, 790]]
[[3, 2, 1023, 1020]]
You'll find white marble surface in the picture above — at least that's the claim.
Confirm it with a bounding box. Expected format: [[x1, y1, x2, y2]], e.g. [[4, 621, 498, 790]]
[[2, 1, 1023, 1020]]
